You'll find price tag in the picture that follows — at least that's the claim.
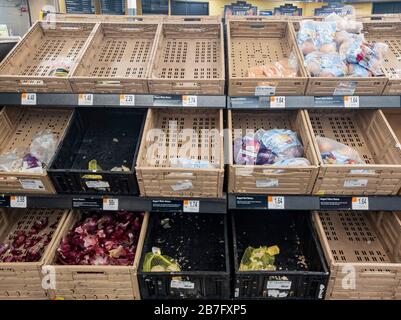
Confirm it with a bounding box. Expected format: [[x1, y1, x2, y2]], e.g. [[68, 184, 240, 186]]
[[10, 196, 27, 208], [183, 200, 200, 213], [352, 197, 369, 210], [21, 93, 37, 105], [103, 197, 119, 211], [268, 196, 285, 210], [78, 94, 94, 106], [344, 96, 359, 108], [182, 95, 197, 107], [119, 94, 135, 106], [270, 96, 286, 108]]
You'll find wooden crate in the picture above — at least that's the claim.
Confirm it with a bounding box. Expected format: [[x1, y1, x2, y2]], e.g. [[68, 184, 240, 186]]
[[55, 14, 164, 23], [313, 211, 401, 300], [361, 20, 401, 95], [70, 22, 160, 93], [0, 107, 74, 194], [227, 18, 308, 96], [0, 21, 96, 93], [0, 208, 69, 300], [228, 110, 319, 194], [305, 109, 401, 195], [291, 20, 388, 96], [383, 109, 401, 195], [46, 212, 149, 300], [148, 17, 225, 95], [136, 108, 224, 198]]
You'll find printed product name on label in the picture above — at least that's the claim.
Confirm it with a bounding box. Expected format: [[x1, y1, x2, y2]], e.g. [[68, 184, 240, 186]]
[[267, 280, 292, 290], [171, 181, 193, 191], [85, 181, 110, 189], [19, 179, 45, 190], [170, 280, 195, 290], [256, 179, 279, 188], [344, 179, 368, 187]]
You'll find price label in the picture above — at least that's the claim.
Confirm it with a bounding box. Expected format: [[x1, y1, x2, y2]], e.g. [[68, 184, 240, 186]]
[[352, 197, 369, 210], [119, 94, 135, 106], [78, 94, 94, 106], [183, 200, 200, 213], [344, 96, 359, 108], [10, 196, 27, 208], [103, 197, 119, 211], [182, 95, 197, 107], [21, 93, 37, 105], [270, 96, 286, 108], [255, 86, 276, 96], [268, 196, 285, 210]]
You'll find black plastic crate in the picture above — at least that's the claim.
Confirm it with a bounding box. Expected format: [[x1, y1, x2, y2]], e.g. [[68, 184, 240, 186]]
[[48, 108, 146, 195], [232, 211, 329, 300], [139, 212, 230, 300]]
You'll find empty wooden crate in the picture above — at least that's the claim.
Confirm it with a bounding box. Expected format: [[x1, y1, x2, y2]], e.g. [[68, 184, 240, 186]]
[[46, 211, 149, 300], [313, 211, 401, 299], [136, 108, 224, 198], [148, 17, 225, 95], [70, 22, 160, 93], [305, 109, 401, 195], [0, 21, 96, 92], [228, 110, 318, 194], [227, 18, 308, 96], [0, 107, 73, 194], [0, 208, 69, 300]]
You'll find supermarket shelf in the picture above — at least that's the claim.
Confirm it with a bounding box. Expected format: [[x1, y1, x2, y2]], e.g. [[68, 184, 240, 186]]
[[228, 194, 401, 211], [0, 194, 227, 214], [0, 93, 227, 108], [228, 96, 401, 109]]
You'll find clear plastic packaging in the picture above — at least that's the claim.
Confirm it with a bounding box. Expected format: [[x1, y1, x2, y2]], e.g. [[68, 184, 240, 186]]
[[247, 57, 298, 78], [316, 136, 365, 165], [29, 131, 58, 165]]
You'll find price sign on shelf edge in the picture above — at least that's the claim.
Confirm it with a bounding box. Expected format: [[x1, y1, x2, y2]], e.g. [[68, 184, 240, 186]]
[[21, 93, 37, 105], [119, 94, 135, 106], [268, 196, 285, 210], [182, 95, 197, 107], [352, 197, 369, 210], [344, 96, 359, 108], [183, 200, 200, 213], [103, 197, 119, 211], [270, 96, 286, 108], [10, 196, 27, 208], [78, 93, 94, 106]]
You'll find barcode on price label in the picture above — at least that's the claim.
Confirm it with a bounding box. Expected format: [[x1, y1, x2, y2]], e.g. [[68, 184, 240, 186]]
[[270, 96, 286, 108], [21, 93, 37, 105], [352, 197, 369, 210], [103, 198, 119, 211], [10, 196, 27, 208], [119, 94, 135, 106], [182, 95, 197, 107], [344, 96, 359, 108], [78, 94, 94, 106], [268, 196, 285, 209], [183, 200, 200, 213]]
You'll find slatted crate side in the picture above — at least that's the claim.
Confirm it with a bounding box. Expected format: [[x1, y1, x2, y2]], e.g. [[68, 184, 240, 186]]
[[0, 21, 96, 93], [312, 211, 401, 300], [70, 22, 161, 93], [164, 16, 222, 23], [227, 19, 307, 96], [290, 21, 388, 96], [148, 22, 225, 95], [136, 109, 224, 198], [0, 208, 69, 300], [46, 212, 148, 300], [0, 107, 73, 194], [305, 109, 401, 195], [227, 110, 318, 194], [55, 14, 164, 23]]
